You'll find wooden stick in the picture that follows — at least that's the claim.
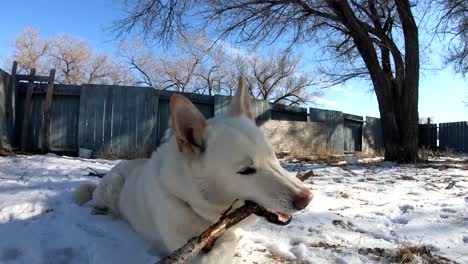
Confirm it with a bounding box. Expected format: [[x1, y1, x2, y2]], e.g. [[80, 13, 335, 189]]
[[156, 170, 312, 264], [156, 202, 261, 264]]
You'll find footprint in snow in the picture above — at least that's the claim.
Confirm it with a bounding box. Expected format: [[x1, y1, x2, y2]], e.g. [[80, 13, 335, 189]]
[[44, 247, 89, 264], [399, 205, 414, 214], [391, 217, 409, 225], [0, 248, 23, 262], [440, 208, 457, 214], [463, 236, 468, 243]]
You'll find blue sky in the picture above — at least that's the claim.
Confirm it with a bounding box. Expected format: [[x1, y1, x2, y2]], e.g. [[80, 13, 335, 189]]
[[0, 0, 466, 122]]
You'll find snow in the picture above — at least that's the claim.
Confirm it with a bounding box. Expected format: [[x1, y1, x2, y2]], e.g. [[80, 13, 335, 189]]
[[0, 154, 467, 263]]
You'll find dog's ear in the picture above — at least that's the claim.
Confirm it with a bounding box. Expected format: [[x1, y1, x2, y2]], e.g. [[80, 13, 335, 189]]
[[230, 76, 254, 121], [170, 94, 207, 158]]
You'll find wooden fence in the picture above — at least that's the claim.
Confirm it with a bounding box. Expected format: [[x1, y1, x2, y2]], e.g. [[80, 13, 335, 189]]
[[439, 122, 468, 153], [3, 68, 312, 158], [0, 64, 393, 158], [6, 64, 466, 158]]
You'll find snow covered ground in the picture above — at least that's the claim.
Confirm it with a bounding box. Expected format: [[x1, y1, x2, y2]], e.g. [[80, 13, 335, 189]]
[[0, 154, 467, 264]]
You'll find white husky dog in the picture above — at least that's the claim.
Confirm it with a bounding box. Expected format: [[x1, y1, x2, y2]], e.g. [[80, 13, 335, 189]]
[[75, 77, 313, 263]]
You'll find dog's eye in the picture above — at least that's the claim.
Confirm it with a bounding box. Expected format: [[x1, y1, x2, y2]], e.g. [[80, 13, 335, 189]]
[[237, 167, 256, 175]]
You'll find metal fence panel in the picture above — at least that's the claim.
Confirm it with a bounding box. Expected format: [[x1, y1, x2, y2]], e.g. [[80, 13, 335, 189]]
[[363, 116, 383, 154], [309, 107, 344, 154], [343, 119, 362, 152], [439, 121, 468, 152], [418, 123, 437, 149]]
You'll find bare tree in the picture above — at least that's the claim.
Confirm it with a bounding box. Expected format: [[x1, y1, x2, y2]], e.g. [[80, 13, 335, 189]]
[[105, 60, 137, 86], [8, 27, 137, 86], [435, 0, 467, 75], [113, 0, 422, 162], [49, 34, 93, 84], [158, 46, 203, 92], [239, 50, 318, 106], [117, 39, 160, 87], [10, 27, 50, 74]]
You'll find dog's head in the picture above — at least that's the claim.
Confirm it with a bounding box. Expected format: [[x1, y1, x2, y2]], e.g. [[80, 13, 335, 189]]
[[170, 77, 312, 222]]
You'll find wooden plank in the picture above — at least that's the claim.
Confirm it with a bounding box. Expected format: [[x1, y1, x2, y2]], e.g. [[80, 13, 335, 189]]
[[149, 88, 159, 154], [137, 87, 148, 156], [69, 93, 80, 150], [6, 61, 17, 144], [49, 93, 62, 150], [77, 85, 87, 150], [120, 86, 131, 157], [157, 98, 170, 146], [20, 68, 36, 151], [141, 87, 155, 156], [128, 87, 141, 157], [40, 68, 56, 152], [78, 85, 95, 150], [110, 85, 123, 157], [31, 94, 44, 151], [103, 85, 114, 156], [92, 85, 107, 157], [5, 61, 17, 121], [16, 74, 51, 83], [32, 91, 80, 96]]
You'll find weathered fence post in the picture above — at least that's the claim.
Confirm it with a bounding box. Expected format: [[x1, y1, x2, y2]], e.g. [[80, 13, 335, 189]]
[[40, 68, 56, 153], [20, 68, 36, 151], [426, 117, 430, 148], [5, 61, 17, 144]]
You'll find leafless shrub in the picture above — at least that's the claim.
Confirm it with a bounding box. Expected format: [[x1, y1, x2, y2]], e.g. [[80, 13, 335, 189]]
[[418, 146, 433, 162]]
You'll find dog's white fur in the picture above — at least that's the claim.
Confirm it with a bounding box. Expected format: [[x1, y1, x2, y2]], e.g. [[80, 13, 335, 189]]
[[75, 78, 311, 263]]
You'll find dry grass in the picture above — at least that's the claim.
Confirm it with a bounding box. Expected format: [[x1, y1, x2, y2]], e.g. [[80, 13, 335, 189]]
[[263, 242, 456, 263], [315, 143, 331, 158], [390, 244, 433, 263], [356, 148, 385, 159], [418, 146, 434, 162], [358, 243, 456, 263], [286, 143, 344, 164], [288, 146, 307, 159], [0, 146, 15, 156]]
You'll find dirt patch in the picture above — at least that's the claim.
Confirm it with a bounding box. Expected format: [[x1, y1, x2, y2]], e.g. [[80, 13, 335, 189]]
[[309, 241, 339, 250], [339, 191, 350, 199], [358, 244, 457, 263], [400, 175, 417, 181]]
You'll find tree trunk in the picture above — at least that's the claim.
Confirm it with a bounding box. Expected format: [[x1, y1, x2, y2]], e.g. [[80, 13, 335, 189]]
[[375, 78, 419, 163], [326, 0, 419, 163]]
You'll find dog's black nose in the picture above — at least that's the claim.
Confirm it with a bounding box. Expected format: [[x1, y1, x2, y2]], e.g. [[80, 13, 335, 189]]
[[293, 188, 313, 210]]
